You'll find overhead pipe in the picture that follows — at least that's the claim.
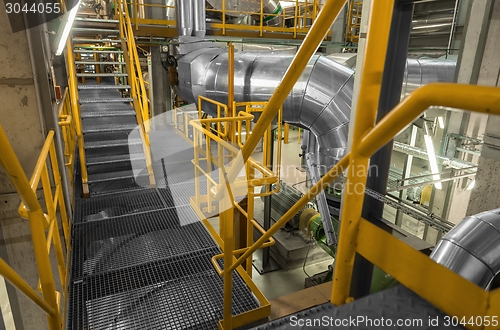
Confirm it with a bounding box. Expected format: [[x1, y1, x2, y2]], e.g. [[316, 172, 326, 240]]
[[175, 0, 205, 37], [431, 209, 500, 289], [176, 52, 456, 175], [393, 141, 476, 171]]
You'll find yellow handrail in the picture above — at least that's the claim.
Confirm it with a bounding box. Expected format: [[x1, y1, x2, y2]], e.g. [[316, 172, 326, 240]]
[[0, 127, 63, 330], [57, 87, 76, 200], [118, 0, 156, 188], [66, 38, 89, 197]]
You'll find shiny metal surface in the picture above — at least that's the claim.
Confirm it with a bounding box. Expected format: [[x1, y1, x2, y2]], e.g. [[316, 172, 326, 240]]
[[431, 209, 500, 289], [393, 141, 475, 170], [175, 0, 193, 36], [166, 0, 175, 20], [176, 48, 456, 179], [193, 0, 206, 37]]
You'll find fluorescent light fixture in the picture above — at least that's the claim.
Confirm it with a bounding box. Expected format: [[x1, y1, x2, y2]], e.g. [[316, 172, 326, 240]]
[[54, 0, 81, 56], [438, 116, 445, 129], [467, 179, 476, 190], [424, 134, 442, 190]]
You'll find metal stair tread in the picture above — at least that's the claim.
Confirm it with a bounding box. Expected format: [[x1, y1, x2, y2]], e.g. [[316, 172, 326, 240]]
[[81, 110, 136, 118], [73, 38, 120, 44], [88, 169, 137, 183], [77, 73, 128, 77], [73, 27, 120, 34], [87, 153, 145, 166], [85, 138, 142, 149], [79, 98, 133, 104], [75, 61, 126, 65], [74, 49, 123, 54], [82, 123, 137, 133], [78, 84, 131, 90], [75, 17, 119, 23]]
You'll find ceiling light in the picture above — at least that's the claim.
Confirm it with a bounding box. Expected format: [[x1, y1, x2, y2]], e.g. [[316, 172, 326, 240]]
[[438, 117, 445, 129], [424, 134, 442, 190], [467, 179, 475, 190], [54, 0, 81, 56]]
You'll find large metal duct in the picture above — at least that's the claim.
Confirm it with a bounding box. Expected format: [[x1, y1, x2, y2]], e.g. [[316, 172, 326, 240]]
[[175, 49, 456, 173], [175, 0, 206, 37], [430, 209, 500, 289]]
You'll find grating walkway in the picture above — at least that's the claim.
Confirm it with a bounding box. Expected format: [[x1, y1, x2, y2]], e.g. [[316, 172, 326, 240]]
[[69, 113, 260, 329]]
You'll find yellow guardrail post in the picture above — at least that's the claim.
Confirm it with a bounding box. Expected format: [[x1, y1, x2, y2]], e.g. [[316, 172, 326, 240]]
[[218, 0, 346, 193], [119, 0, 156, 188], [0, 127, 61, 330], [66, 38, 90, 197], [332, 0, 394, 306]]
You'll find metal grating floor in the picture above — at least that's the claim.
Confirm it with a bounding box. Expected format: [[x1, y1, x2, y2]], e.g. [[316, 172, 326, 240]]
[[70, 159, 260, 330], [68, 248, 259, 330]]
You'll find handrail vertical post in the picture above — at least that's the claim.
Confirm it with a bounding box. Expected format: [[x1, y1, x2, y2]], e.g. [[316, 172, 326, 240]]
[[65, 38, 89, 197], [331, 0, 395, 305], [228, 43, 235, 142]]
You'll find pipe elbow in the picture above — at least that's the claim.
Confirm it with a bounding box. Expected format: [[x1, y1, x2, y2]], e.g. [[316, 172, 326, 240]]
[[431, 209, 500, 289]]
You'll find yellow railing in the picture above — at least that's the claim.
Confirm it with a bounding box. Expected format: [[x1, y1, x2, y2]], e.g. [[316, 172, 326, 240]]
[[190, 0, 500, 329], [189, 105, 278, 329], [0, 127, 70, 330], [114, 0, 176, 29], [113, 0, 329, 39], [345, 0, 362, 43], [118, 0, 156, 188], [57, 87, 76, 198], [208, 0, 327, 38], [65, 38, 89, 196]]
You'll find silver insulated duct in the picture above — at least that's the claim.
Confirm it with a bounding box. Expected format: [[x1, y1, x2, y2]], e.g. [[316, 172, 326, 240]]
[[175, 0, 206, 37], [176, 49, 456, 172], [431, 209, 500, 289]]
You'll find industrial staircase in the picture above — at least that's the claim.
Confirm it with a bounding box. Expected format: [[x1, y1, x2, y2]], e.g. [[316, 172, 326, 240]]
[[71, 21, 150, 197], [64, 14, 265, 330]]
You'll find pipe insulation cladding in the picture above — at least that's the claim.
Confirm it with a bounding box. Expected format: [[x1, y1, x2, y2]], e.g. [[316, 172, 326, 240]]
[[175, 48, 456, 172], [175, 0, 206, 37], [430, 209, 500, 289]]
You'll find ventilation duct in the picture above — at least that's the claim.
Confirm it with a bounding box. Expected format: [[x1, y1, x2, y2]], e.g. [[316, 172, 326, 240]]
[[176, 49, 456, 172], [431, 209, 500, 289], [175, 0, 206, 37]]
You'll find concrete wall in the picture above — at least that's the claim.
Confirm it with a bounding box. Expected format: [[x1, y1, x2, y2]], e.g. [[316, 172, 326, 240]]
[[0, 9, 50, 330], [0, 8, 45, 195]]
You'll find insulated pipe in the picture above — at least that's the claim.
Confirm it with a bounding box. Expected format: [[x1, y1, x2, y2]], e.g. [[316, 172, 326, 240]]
[[393, 141, 476, 170], [175, 0, 193, 36], [175, 50, 456, 173], [430, 209, 500, 289], [193, 0, 206, 37]]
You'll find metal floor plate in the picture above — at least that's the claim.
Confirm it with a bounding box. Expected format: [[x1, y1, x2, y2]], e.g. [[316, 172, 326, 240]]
[[250, 285, 465, 330], [68, 248, 260, 330]]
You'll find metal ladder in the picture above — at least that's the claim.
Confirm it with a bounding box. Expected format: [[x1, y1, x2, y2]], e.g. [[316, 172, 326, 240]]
[[72, 21, 148, 196]]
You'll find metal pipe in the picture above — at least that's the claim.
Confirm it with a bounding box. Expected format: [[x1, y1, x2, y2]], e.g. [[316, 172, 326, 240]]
[[193, 0, 206, 37], [393, 141, 476, 170], [177, 53, 456, 177], [431, 208, 500, 289], [175, 0, 193, 36]]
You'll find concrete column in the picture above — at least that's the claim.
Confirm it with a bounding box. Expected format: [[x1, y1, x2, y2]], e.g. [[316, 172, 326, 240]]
[[150, 46, 171, 118], [466, 0, 500, 214], [0, 10, 56, 330], [441, 0, 500, 220]]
